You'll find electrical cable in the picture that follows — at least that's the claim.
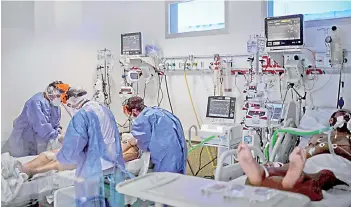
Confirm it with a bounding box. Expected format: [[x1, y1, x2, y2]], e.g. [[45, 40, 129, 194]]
[[195, 156, 218, 176], [157, 76, 164, 106], [142, 83, 147, 99], [164, 75, 174, 114], [117, 114, 132, 129], [184, 70, 201, 127], [187, 159, 195, 176], [196, 147, 205, 175]]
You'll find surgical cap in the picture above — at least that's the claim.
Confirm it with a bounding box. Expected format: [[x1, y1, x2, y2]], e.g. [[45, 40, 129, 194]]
[[66, 87, 88, 108], [46, 81, 65, 96]]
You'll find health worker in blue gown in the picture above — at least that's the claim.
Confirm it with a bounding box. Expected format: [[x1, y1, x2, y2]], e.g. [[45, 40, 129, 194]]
[[7, 81, 69, 157], [123, 96, 187, 174], [57, 87, 131, 207]]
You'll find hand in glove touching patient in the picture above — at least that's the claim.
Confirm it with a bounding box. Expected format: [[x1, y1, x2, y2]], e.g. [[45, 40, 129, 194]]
[[128, 137, 137, 146], [57, 134, 65, 144]]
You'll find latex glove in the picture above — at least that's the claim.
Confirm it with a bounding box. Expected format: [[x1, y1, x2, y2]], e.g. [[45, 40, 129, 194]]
[[127, 137, 137, 146], [58, 128, 65, 135], [47, 134, 64, 151], [57, 134, 64, 144]]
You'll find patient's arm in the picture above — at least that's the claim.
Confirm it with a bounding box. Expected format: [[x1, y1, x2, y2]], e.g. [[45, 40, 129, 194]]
[[123, 146, 139, 162], [121, 138, 139, 161]]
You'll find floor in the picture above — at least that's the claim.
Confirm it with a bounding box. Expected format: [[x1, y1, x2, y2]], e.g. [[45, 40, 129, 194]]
[[186, 143, 218, 178]]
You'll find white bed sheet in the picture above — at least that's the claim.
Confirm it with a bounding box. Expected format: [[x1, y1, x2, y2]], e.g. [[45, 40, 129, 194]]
[[6, 155, 145, 206]]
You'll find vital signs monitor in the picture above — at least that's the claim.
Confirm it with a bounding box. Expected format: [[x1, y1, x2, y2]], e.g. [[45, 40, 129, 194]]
[[265, 14, 304, 48], [206, 96, 236, 119]]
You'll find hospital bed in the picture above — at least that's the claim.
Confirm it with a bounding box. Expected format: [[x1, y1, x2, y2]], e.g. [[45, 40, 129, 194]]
[[2, 152, 151, 207], [116, 107, 351, 207], [214, 107, 351, 207], [116, 149, 351, 207]]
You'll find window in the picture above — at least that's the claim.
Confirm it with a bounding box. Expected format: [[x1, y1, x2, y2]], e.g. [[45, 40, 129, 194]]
[[166, 0, 227, 38], [267, 1, 351, 21]]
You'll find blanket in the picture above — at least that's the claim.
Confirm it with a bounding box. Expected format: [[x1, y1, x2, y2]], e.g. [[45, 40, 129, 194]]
[[1, 153, 28, 205], [304, 154, 351, 207]]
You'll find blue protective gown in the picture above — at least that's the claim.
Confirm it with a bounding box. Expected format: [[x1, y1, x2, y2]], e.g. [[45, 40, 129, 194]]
[[131, 107, 187, 174], [57, 101, 130, 207], [8, 92, 61, 157]]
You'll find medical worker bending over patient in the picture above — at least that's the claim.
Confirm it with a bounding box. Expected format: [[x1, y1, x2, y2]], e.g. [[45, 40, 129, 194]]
[[55, 87, 129, 207], [123, 96, 187, 174], [7, 81, 69, 157], [238, 109, 351, 201]]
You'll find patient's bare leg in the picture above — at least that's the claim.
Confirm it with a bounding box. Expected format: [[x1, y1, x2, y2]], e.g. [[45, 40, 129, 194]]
[[33, 160, 75, 174], [20, 153, 52, 176], [23, 153, 51, 170], [282, 147, 306, 189], [237, 143, 265, 186]]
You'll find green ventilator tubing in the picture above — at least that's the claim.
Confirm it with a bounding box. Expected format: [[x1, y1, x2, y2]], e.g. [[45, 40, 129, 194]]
[[188, 135, 216, 153], [264, 127, 332, 160]]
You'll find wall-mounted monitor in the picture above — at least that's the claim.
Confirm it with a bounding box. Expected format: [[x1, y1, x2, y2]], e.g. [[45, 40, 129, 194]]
[[265, 14, 304, 48], [121, 32, 142, 55]]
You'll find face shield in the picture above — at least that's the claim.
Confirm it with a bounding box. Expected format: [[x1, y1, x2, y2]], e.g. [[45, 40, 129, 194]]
[[46, 87, 63, 107], [46, 82, 70, 106]]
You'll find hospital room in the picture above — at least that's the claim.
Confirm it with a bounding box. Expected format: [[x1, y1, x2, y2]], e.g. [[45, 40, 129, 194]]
[[1, 0, 351, 206]]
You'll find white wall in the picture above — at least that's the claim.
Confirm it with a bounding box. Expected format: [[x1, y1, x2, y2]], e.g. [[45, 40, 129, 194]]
[[2, 1, 351, 141]]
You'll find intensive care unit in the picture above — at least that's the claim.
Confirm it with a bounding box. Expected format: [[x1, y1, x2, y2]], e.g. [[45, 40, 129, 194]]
[[115, 13, 351, 207], [2, 3, 351, 207]]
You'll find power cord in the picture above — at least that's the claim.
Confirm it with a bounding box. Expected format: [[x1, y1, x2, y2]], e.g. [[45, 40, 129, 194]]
[[195, 156, 217, 176], [142, 83, 147, 99], [157, 75, 164, 106], [164, 75, 174, 114]]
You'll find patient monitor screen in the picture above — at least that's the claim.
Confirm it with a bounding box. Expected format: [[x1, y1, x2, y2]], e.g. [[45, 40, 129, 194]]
[[265, 14, 303, 47], [121, 32, 142, 55], [266, 103, 283, 121], [206, 96, 236, 119]]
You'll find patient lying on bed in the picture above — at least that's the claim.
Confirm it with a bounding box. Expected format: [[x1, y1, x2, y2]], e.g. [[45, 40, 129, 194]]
[[20, 138, 139, 177], [238, 109, 351, 201]]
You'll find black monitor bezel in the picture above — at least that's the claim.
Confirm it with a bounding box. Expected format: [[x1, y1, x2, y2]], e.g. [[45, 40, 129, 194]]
[[121, 32, 142, 55], [206, 96, 235, 119], [265, 14, 304, 48]]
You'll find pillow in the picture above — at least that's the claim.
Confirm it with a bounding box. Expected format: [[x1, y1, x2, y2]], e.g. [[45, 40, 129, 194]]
[[298, 108, 335, 130]]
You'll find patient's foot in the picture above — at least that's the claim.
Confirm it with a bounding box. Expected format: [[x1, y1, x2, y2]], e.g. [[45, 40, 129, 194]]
[[282, 147, 306, 189], [237, 143, 264, 186], [19, 164, 34, 177]]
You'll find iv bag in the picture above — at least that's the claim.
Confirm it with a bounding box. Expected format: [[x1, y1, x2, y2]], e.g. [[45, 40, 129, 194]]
[[223, 66, 233, 94], [330, 27, 343, 65]]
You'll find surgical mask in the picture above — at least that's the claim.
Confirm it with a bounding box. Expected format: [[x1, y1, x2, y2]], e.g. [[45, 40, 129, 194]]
[[51, 98, 62, 107]]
